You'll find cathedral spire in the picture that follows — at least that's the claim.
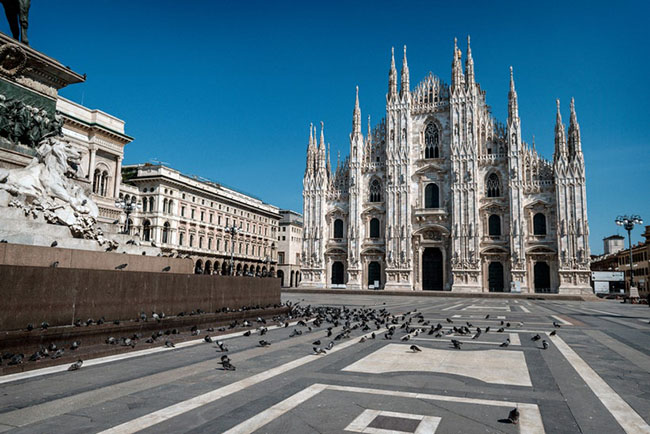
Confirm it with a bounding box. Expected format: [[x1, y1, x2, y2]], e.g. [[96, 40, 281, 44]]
[[451, 37, 464, 91], [554, 99, 567, 161], [568, 97, 582, 158], [352, 86, 361, 136], [319, 121, 325, 151], [306, 123, 315, 175], [465, 35, 474, 85], [508, 66, 519, 121], [400, 45, 410, 97], [367, 114, 372, 139], [388, 47, 397, 100], [326, 142, 331, 176]]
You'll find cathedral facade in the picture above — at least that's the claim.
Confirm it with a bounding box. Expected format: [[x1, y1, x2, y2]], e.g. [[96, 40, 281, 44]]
[[301, 38, 591, 294]]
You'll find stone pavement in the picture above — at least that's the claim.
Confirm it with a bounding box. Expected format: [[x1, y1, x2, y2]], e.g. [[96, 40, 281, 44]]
[[0, 294, 649, 433]]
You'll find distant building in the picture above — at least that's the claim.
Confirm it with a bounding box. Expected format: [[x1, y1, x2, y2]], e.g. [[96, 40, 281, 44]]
[[276, 210, 303, 287], [603, 235, 624, 255], [591, 226, 650, 297], [119, 164, 280, 276]]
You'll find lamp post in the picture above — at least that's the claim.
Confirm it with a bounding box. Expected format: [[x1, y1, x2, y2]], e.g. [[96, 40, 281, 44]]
[[115, 197, 141, 234], [224, 225, 239, 276], [615, 214, 643, 295]]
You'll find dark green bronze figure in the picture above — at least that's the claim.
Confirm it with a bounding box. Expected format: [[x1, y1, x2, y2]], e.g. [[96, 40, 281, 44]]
[[1, 0, 30, 45]]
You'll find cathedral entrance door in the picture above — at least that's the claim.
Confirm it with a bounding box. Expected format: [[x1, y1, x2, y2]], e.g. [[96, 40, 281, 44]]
[[488, 262, 504, 292], [368, 261, 381, 288], [534, 262, 551, 293], [422, 248, 443, 290], [331, 261, 344, 285]]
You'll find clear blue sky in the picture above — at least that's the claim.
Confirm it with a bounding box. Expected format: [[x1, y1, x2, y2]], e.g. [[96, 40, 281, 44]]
[[7, 0, 648, 253]]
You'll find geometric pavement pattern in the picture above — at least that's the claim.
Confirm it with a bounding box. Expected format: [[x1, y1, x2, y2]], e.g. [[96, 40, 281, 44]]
[[0, 295, 649, 434]]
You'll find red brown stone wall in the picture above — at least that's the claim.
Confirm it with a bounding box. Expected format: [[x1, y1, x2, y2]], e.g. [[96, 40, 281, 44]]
[[0, 265, 281, 331]]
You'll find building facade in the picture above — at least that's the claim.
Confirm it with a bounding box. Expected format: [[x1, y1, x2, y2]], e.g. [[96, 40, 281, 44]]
[[592, 226, 649, 297], [302, 38, 591, 293], [277, 210, 303, 287], [119, 164, 280, 276]]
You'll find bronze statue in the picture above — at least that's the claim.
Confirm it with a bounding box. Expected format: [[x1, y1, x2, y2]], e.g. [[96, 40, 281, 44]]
[[1, 0, 30, 45]]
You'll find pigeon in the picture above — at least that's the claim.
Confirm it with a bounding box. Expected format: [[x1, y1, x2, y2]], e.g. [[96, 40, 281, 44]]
[[50, 241, 58, 247], [204, 335, 213, 343], [152, 313, 160, 321], [41, 321, 49, 330], [216, 341, 228, 352], [410, 345, 422, 353], [326, 341, 334, 350], [549, 330, 557, 336], [191, 329, 201, 336], [8, 354, 24, 365], [162, 266, 171, 272], [51, 349, 64, 359], [258, 340, 271, 347], [500, 338, 510, 347], [164, 340, 175, 348], [446, 318, 453, 324], [312, 340, 321, 346], [48, 342, 57, 351], [485, 314, 490, 319], [219, 357, 236, 371], [497, 327, 505, 333], [451, 339, 462, 350], [359, 336, 367, 343], [70, 341, 80, 350], [553, 321, 561, 328], [531, 334, 541, 341], [472, 329, 482, 340], [507, 407, 520, 424], [123, 338, 135, 348], [115, 263, 128, 270], [50, 261, 59, 268], [542, 340, 549, 350], [29, 351, 42, 362], [313, 347, 327, 355], [26, 323, 33, 331], [371, 332, 376, 339], [401, 335, 410, 342], [106, 337, 117, 345], [68, 359, 83, 371], [485, 326, 491, 333], [243, 330, 252, 337]]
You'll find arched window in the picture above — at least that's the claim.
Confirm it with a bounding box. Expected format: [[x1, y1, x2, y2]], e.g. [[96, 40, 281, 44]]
[[142, 197, 147, 212], [189, 234, 194, 247], [369, 179, 381, 202], [488, 214, 501, 236], [425, 183, 439, 208], [486, 173, 501, 197], [424, 123, 440, 158], [167, 200, 173, 214], [333, 219, 344, 239], [162, 222, 170, 243], [100, 171, 108, 196], [369, 218, 380, 239], [143, 220, 151, 241], [92, 169, 101, 194], [199, 236, 203, 248], [163, 199, 168, 214], [149, 197, 155, 212], [179, 232, 184, 245], [533, 213, 547, 235]]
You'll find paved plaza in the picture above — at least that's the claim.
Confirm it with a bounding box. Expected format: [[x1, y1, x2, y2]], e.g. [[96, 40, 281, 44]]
[[0, 294, 649, 433]]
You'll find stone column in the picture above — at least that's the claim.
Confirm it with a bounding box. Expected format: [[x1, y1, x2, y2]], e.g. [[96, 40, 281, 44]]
[[88, 146, 96, 180], [113, 156, 122, 199]]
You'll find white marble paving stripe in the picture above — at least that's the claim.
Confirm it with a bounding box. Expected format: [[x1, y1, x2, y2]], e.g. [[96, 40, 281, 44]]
[[638, 319, 650, 324], [0, 319, 313, 385], [441, 303, 465, 311], [520, 305, 531, 313], [550, 315, 572, 326], [549, 333, 650, 433], [583, 330, 650, 373], [411, 335, 521, 347], [98, 329, 385, 434], [224, 383, 544, 434]]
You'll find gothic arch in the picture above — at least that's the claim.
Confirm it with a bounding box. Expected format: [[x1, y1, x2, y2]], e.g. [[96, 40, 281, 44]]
[[424, 121, 440, 158], [369, 178, 382, 202], [485, 172, 501, 197]]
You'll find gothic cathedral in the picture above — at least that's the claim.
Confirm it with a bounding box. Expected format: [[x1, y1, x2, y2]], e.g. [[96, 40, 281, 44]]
[[301, 38, 591, 294]]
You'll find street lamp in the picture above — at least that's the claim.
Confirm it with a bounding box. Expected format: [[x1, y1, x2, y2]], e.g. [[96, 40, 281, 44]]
[[224, 224, 240, 276], [615, 214, 643, 295], [115, 197, 142, 234]]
